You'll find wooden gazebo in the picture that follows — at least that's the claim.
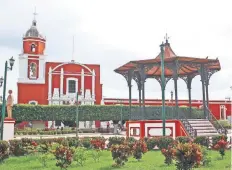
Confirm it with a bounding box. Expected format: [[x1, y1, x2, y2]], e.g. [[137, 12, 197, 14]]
[[114, 38, 220, 119]]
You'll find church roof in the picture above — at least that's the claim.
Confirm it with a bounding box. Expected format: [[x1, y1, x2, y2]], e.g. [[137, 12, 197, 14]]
[[25, 20, 44, 39]]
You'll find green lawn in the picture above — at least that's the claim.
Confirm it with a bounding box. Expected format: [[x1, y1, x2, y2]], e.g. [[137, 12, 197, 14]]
[[0, 150, 231, 170]]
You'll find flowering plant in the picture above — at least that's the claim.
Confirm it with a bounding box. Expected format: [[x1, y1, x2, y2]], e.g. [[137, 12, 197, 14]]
[[161, 145, 175, 165], [174, 142, 202, 170], [213, 136, 228, 159], [110, 144, 131, 167], [54, 145, 75, 170], [90, 137, 106, 150], [132, 139, 148, 161]]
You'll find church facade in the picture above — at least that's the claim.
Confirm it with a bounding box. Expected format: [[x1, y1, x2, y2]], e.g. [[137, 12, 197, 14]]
[[17, 19, 103, 107]]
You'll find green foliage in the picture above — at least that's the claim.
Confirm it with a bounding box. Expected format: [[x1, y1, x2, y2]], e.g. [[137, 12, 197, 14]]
[[0, 141, 9, 163], [157, 137, 174, 149], [217, 120, 231, 129], [201, 147, 211, 166], [38, 152, 54, 167], [107, 137, 125, 148], [175, 136, 192, 144], [145, 137, 158, 150], [0, 104, 203, 121], [73, 147, 88, 166], [194, 136, 210, 148], [80, 138, 92, 149]]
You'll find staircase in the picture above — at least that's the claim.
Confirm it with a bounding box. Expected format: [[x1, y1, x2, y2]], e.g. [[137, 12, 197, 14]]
[[187, 119, 218, 137]]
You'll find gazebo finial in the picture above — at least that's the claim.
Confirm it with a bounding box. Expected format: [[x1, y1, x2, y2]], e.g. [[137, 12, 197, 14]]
[[164, 33, 169, 44]]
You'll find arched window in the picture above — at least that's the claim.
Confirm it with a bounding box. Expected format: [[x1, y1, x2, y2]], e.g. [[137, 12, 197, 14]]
[[29, 62, 37, 79], [31, 44, 36, 52]]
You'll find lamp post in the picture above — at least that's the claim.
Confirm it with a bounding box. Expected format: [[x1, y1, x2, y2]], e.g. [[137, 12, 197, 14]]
[[117, 99, 123, 126], [76, 91, 81, 138], [160, 42, 166, 136], [0, 57, 15, 140]]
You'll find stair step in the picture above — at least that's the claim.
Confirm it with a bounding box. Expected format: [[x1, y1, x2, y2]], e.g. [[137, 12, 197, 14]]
[[197, 133, 219, 136], [192, 126, 215, 130], [187, 119, 208, 121], [188, 121, 210, 124], [190, 124, 213, 127], [197, 130, 218, 133]]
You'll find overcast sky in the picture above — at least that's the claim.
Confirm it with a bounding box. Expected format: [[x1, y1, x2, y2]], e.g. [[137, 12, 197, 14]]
[[0, 0, 232, 103]]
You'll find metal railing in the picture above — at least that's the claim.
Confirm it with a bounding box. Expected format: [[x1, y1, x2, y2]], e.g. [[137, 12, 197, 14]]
[[179, 109, 197, 138], [206, 106, 227, 135]]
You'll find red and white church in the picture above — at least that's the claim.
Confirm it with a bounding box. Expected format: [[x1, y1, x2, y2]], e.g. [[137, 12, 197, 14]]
[[16, 17, 231, 130]]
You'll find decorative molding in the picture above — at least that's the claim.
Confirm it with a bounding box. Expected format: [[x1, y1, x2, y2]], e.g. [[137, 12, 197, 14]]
[[66, 77, 78, 95]]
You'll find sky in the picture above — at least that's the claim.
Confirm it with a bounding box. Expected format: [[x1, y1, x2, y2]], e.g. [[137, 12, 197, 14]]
[[0, 0, 232, 103]]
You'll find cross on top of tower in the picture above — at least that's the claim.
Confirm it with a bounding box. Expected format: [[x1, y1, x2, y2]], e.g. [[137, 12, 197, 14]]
[[164, 33, 169, 43], [33, 7, 38, 20], [32, 7, 38, 27]]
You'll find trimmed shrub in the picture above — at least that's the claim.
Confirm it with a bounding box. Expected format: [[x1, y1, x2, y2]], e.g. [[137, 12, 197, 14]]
[[175, 136, 192, 144], [145, 137, 158, 150], [0, 140, 9, 163], [194, 136, 210, 148], [157, 137, 174, 149], [107, 137, 125, 148]]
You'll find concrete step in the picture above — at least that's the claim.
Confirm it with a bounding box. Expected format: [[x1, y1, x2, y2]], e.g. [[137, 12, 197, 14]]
[[190, 124, 213, 127], [197, 133, 219, 136], [187, 119, 209, 121], [193, 126, 215, 130], [197, 129, 218, 133], [188, 121, 211, 124]]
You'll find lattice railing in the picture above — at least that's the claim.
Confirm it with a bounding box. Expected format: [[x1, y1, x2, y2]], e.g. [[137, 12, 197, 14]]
[[206, 106, 227, 135]]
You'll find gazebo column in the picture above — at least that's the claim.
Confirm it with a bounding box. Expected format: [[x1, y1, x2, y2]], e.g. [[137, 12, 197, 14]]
[[187, 76, 193, 118], [138, 82, 142, 108], [139, 65, 146, 119], [173, 74, 179, 119], [127, 70, 133, 120], [200, 65, 207, 118]]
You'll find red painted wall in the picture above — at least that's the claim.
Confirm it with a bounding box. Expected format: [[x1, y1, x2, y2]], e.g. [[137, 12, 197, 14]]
[[18, 62, 102, 105]]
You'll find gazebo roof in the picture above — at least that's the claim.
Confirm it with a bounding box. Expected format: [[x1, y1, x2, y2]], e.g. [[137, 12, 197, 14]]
[[114, 40, 220, 78]]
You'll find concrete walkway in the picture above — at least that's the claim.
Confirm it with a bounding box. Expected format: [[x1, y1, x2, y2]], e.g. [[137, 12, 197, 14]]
[[14, 131, 126, 140]]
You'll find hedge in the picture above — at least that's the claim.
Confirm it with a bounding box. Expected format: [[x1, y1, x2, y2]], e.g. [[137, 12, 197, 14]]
[[0, 104, 204, 121]]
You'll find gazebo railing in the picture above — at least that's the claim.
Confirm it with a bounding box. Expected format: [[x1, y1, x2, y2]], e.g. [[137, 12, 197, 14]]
[[179, 109, 197, 138], [206, 106, 227, 135]]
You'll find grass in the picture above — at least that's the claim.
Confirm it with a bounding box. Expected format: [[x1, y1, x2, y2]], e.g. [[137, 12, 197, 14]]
[[0, 150, 231, 170]]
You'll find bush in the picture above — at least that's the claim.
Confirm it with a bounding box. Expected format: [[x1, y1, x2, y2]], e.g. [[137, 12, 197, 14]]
[[9, 140, 25, 156], [90, 137, 106, 150], [80, 138, 91, 149], [73, 147, 88, 166], [201, 147, 211, 166], [217, 120, 231, 129], [132, 139, 147, 161], [107, 137, 125, 148], [174, 142, 202, 170], [110, 144, 131, 167], [145, 137, 158, 150], [0, 141, 9, 163], [175, 136, 192, 144], [66, 137, 79, 148], [213, 136, 228, 159], [161, 145, 175, 165], [54, 145, 75, 170], [212, 135, 228, 146], [157, 137, 174, 149], [194, 136, 210, 148]]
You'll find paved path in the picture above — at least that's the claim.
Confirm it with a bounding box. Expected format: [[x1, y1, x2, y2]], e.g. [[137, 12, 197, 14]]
[[14, 131, 126, 140]]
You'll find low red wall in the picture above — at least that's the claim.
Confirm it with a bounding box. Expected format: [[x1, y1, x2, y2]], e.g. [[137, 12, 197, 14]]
[[126, 120, 188, 139]]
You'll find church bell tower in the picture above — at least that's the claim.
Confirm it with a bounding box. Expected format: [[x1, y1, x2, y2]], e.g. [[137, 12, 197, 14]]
[[18, 10, 46, 84]]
